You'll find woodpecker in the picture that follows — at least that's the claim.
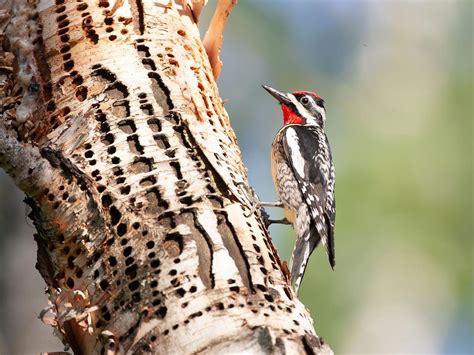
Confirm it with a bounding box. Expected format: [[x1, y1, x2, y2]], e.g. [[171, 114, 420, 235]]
[[262, 84, 336, 294]]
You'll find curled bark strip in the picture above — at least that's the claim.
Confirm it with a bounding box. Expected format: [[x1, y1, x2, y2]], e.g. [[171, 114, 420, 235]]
[[203, 0, 238, 80], [192, 0, 207, 22]]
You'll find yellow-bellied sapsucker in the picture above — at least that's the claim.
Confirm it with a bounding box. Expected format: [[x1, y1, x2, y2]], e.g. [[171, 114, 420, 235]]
[[262, 85, 336, 294]]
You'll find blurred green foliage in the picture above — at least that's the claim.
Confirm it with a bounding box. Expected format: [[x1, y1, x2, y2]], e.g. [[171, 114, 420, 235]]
[[215, 0, 473, 353]]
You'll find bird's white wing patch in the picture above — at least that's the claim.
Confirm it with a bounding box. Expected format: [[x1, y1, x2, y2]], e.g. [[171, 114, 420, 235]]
[[285, 128, 306, 179]]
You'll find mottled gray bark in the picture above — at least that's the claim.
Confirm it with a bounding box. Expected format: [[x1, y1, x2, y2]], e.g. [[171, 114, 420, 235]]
[[0, 0, 332, 353]]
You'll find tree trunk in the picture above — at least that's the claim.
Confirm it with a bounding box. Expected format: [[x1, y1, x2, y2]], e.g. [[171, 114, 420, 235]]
[[0, 0, 332, 353]]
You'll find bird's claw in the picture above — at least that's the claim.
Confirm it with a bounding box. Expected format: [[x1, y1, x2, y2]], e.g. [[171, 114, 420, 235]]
[[267, 217, 291, 225]]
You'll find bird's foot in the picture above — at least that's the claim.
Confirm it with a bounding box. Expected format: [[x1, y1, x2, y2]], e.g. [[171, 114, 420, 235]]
[[259, 201, 284, 208], [259, 209, 290, 229], [244, 200, 283, 218], [267, 217, 291, 225]]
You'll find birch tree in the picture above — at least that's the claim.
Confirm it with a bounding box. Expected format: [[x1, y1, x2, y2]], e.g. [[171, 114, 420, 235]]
[[0, 0, 333, 353]]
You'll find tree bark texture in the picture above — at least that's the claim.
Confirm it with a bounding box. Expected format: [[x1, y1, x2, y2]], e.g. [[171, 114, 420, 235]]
[[0, 0, 333, 354]]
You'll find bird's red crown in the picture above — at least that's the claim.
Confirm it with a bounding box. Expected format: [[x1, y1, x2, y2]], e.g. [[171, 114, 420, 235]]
[[292, 90, 322, 100]]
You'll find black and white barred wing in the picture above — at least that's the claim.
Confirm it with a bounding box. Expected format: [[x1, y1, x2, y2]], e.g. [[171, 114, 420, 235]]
[[282, 125, 335, 268], [325, 139, 336, 263]]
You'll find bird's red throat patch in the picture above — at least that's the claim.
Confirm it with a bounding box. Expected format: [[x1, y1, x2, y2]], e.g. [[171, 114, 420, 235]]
[[281, 104, 304, 125]]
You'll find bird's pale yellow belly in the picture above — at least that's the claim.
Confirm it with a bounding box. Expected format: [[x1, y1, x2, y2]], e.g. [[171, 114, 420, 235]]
[[271, 139, 300, 226]]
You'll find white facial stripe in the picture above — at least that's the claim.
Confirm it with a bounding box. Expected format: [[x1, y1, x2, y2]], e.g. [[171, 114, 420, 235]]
[[288, 94, 314, 122], [288, 93, 326, 125], [286, 128, 306, 179], [314, 99, 326, 123], [317, 107, 326, 124], [308, 95, 326, 124]]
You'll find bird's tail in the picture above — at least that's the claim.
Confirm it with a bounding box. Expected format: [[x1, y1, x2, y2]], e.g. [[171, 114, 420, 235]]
[[319, 215, 335, 270], [324, 221, 336, 270], [289, 228, 320, 295]]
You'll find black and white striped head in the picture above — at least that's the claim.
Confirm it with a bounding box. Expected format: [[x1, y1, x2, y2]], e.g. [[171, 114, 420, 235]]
[[262, 85, 326, 127]]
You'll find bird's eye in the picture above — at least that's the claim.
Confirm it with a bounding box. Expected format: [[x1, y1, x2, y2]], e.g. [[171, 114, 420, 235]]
[[300, 96, 309, 105]]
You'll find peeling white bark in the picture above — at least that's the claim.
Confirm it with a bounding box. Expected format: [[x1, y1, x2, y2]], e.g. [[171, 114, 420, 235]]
[[0, 0, 333, 354]]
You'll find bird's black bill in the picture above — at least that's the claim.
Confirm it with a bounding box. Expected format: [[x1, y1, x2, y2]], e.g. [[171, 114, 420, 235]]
[[262, 85, 292, 106]]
